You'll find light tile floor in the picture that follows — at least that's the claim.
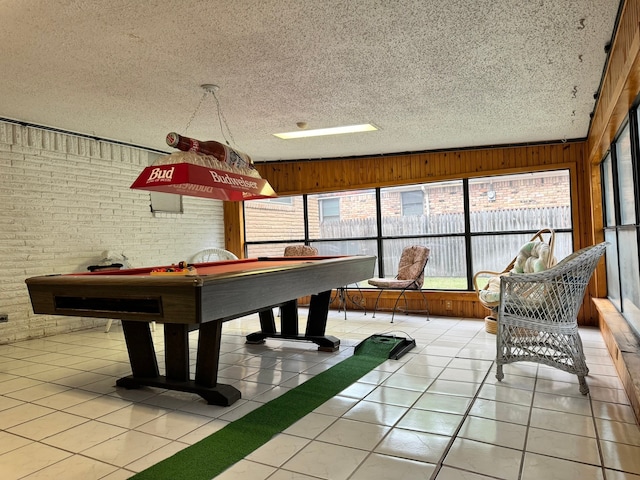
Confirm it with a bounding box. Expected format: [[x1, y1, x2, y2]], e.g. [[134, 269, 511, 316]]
[[0, 310, 639, 479]]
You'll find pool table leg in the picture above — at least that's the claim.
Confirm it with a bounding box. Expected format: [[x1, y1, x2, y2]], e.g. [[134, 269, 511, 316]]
[[257, 308, 277, 337], [280, 300, 299, 336], [116, 320, 241, 406], [194, 320, 222, 387], [306, 290, 340, 351], [119, 320, 159, 378], [194, 320, 241, 405], [246, 290, 339, 352], [164, 323, 190, 381], [247, 305, 290, 344]]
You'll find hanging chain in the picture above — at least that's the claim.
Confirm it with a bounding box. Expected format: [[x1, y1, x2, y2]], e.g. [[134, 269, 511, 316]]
[[210, 89, 238, 148], [183, 86, 243, 151], [183, 91, 208, 135]]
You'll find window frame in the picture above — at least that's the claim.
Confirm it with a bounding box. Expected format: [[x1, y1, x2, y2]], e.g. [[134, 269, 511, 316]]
[[244, 169, 574, 291], [600, 102, 640, 339]]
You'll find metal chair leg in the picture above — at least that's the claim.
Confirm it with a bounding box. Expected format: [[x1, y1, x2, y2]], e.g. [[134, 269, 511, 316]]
[[372, 289, 385, 318]]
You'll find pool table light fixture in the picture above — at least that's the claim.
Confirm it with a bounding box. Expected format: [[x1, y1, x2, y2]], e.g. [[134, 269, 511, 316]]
[[273, 123, 378, 139]]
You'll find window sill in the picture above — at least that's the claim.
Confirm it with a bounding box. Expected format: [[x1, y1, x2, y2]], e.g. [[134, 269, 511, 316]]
[[593, 298, 640, 426]]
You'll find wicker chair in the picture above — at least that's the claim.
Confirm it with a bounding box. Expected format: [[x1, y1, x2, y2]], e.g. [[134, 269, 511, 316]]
[[496, 242, 607, 395], [190, 247, 238, 263], [368, 245, 430, 323]]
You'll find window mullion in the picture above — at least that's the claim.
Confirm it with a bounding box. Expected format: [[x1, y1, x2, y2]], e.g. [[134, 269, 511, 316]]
[[375, 188, 384, 277], [462, 178, 473, 290]]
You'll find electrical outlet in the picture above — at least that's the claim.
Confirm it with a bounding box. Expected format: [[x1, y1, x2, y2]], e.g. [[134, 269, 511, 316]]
[[445, 301, 453, 310], [0, 313, 8, 322]]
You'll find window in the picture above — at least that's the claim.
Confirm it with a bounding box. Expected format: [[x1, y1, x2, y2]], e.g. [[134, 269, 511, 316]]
[[243, 195, 305, 257], [469, 171, 573, 278], [308, 190, 377, 264], [382, 181, 465, 288], [602, 152, 621, 311], [319, 198, 340, 223], [244, 171, 573, 291], [257, 197, 293, 205], [401, 190, 423, 216], [602, 152, 617, 228], [601, 111, 640, 338], [150, 191, 183, 213], [616, 123, 636, 224]]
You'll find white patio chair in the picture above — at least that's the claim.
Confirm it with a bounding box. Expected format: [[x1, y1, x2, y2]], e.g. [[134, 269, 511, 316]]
[[190, 247, 238, 263]]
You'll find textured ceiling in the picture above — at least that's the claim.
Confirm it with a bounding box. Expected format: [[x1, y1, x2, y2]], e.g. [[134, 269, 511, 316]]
[[0, 0, 620, 162]]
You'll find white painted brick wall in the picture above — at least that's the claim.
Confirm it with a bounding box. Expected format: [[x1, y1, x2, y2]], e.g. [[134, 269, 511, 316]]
[[0, 120, 225, 343]]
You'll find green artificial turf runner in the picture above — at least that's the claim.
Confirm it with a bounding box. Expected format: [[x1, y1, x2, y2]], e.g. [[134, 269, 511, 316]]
[[131, 335, 404, 480]]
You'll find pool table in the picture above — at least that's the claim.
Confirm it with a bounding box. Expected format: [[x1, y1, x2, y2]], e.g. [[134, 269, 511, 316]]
[[25, 255, 376, 406]]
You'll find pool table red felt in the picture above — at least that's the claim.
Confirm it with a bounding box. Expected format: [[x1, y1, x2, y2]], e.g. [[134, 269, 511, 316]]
[[73, 256, 331, 277], [26, 255, 376, 406]]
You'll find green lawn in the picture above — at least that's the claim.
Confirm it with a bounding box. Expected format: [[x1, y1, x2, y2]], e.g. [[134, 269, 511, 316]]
[[355, 277, 468, 290], [423, 277, 467, 290]]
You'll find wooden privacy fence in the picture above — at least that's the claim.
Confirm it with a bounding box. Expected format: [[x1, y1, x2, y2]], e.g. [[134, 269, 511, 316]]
[[319, 206, 572, 278]]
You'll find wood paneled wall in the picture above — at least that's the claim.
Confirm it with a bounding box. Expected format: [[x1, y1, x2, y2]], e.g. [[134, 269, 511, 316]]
[[585, 0, 640, 256], [225, 141, 600, 323], [254, 143, 583, 196], [223, 201, 243, 259], [588, 0, 640, 165]]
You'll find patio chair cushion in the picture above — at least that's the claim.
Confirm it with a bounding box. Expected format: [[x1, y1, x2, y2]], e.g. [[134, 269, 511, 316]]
[[511, 241, 555, 274], [478, 241, 555, 308], [478, 275, 504, 307], [368, 245, 430, 290], [367, 277, 417, 289], [396, 245, 429, 281]]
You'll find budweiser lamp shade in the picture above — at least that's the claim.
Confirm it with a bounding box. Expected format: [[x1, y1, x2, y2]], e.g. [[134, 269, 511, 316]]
[[131, 154, 277, 201]]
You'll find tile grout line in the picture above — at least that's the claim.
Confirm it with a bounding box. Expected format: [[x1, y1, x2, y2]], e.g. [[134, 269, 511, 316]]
[[517, 365, 539, 480], [590, 390, 609, 480], [427, 358, 499, 480]]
